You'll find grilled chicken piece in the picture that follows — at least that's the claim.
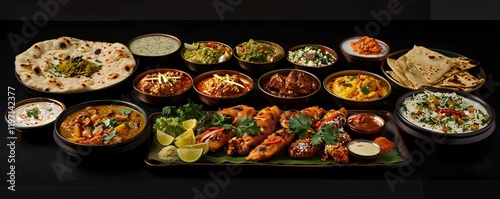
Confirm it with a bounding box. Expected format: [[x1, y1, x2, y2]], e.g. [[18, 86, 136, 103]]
[[288, 108, 348, 159], [195, 105, 257, 152], [280, 106, 325, 128], [245, 128, 295, 162], [227, 105, 282, 156]]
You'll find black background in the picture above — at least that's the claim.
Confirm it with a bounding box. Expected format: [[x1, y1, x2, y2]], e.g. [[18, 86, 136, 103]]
[[2, 1, 500, 199]]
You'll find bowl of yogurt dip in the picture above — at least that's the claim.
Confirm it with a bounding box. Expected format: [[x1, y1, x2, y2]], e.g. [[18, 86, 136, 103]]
[[5, 97, 65, 132], [128, 33, 181, 65]]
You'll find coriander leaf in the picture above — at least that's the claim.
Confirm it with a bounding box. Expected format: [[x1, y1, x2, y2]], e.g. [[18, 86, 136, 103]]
[[342, 83, 352, 87], [103, 130, 116, 141], [118, 109, 132, 115], [310, 132, 323, 146], [26, 108, 41, 120], [319, 124, 340, 145], [162, 106, 176, 116], [349, 76, 357, 81], [234, 116, 261, 137], [287, 114, 316, 141], [103, 118, 115, 128], [360, 86, 370, 95]]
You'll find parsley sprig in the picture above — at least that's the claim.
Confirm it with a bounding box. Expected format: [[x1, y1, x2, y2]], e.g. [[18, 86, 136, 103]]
[[287, 114, 340, 145], [26, 108, 41, 120], [210, 113, 261, 137]]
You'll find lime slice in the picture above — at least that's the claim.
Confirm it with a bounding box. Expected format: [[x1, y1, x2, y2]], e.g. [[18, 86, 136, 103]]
[[174, 133, 195, 148], [177, 148, 203, 163], [175, 128, 195, 141], [182, 119, 198, 130], [186, 142, 210, 155], [156, 130, 174, 146]]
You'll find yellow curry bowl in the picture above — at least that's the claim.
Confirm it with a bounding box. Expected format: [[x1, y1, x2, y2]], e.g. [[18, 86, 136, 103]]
[[323, 70, 392, 109]]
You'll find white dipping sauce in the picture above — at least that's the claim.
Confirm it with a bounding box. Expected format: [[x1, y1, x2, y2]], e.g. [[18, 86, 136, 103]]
[[129, 35, 180, 56], [14, 102, 63, 128], [348, 140, 380, 156]]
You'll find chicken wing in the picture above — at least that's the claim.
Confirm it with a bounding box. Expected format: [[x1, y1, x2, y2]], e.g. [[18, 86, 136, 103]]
[[227, 105, 281, 156], [244, 128, 295, 162], [195, 105, 257, 152]]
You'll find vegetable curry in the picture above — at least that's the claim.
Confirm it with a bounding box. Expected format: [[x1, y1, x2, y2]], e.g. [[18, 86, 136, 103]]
[[59, 105, 146, 146]]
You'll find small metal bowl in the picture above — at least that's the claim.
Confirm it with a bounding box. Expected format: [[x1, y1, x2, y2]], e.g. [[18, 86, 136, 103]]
[[5, 97, 66, 132], [258, 68, 321, 109], [286, 44, 339, 76], [339, 36, 390, 67], [133, 68, 193, 105], [181, 41, 233, 73], [193, 70, 254, 107], [234, 40, 285, 74], [347, 139, 381, 161], [347, 113, 385, 139], [128, 33, 181, 65], [323, 70, 392, 109]]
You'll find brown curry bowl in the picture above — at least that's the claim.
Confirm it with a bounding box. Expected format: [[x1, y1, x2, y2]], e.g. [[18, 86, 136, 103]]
[[323, 70, 392, 109], [133, 68, 193, 105], [258, 69, 321, 109], [347, 113, 385, 139], [181, 41, 233, 73], [233, 40, 285, 74], [193, 70, 254, 107], [127, 33, 181, 65], [53, 100, 150, 157]]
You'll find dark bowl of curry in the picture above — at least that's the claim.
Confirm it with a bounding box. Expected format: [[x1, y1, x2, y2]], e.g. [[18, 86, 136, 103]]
[[193, 70, 253, 106], [53, 100, 150, 157], [133, 68, 193, 105], [258, 69, 321, 109]]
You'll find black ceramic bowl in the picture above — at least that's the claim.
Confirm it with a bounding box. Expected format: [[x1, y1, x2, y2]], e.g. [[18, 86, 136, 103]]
[[323, 70, 392, 109], [193, 70, 254, 107], [381, 48, 485, 93], [234, 40, 285, 73], [53, 100, 150, 157], [339, 36, 390, 67], [128, 33, 181, 65], [394, 88, 495, 144], [258, 69, 321, 109], [133, 68, 193, 105], [181, 41, 233, 73], [286, 44, 339, 76]]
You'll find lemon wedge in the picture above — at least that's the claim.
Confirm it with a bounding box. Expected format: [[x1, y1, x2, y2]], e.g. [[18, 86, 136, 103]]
[[186, 142, 210, 155], [156, 130, 174, 146], [174, 133, 195, 148], [175, 128, 195, 141], [182, 119, 198, 130], [177, 148, 203, 163]]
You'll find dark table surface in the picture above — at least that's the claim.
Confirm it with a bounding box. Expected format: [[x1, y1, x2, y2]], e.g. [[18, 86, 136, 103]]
[[1, 20, 500, 198]]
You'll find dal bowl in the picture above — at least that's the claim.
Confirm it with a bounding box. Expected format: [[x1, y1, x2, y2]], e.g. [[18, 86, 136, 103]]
[[193, 70, 254, 107], [53, 100, 150, 157], [323, 70, 392, 109], [128, 33, 181, 65], [234, 39, 285, 73], [258, 68, 321, 109], [181, 41, 233, 73]]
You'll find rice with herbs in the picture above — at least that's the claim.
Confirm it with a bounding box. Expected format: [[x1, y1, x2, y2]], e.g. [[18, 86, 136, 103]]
[[399, 90, 490, 134]]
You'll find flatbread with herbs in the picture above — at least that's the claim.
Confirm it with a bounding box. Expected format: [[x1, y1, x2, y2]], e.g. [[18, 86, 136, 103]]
[[15, 36, 136, 93]]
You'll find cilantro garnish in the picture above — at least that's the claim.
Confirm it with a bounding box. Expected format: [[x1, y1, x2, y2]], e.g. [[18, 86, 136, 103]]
[[118, 109, 132, 115], [287, 114, 340, 145], [360, 82, 371, 95], [26, 108, 41, 120]]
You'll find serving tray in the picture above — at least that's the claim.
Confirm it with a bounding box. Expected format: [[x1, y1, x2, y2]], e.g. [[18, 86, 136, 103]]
[[144, 110, 412, 168]]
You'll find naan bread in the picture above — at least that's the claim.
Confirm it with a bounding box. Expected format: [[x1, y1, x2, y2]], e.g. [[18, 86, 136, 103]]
[[385, 45, 484, 92], [15, 36, 136, 93], [405, 45, 454, 84]]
